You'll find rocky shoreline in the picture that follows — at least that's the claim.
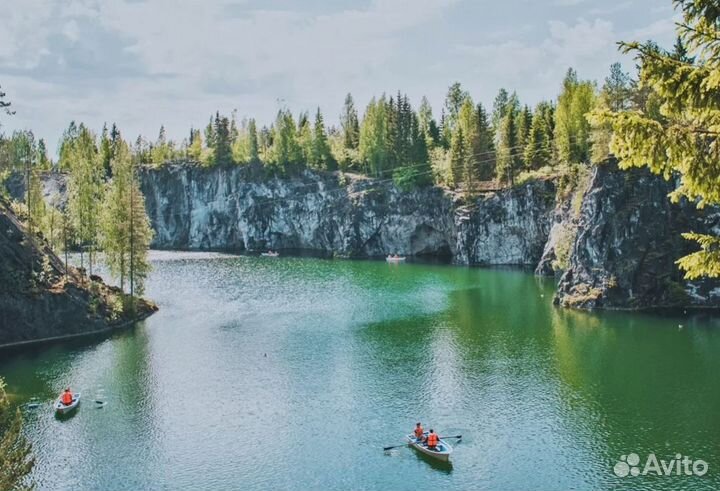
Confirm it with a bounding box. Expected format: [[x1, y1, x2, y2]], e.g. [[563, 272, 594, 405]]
[[0, 198, 157, 347], [7, 161, 720, 310]]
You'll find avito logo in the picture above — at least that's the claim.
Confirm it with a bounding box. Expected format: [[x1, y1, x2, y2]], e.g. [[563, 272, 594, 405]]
[[614, 453, 708, 478]]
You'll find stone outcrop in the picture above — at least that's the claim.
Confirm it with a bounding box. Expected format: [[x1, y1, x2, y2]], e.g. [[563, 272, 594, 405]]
[[455, 179, 555, 265], [553, 162, 720, 309], [0, 198, 157, 347], [139, 163, 555, 265]]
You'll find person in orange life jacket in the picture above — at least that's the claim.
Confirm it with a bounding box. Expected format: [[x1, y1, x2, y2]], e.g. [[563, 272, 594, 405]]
[[61, 388, 73, 405], [426, 429, 439, 450], [414, 422, 425, 441]]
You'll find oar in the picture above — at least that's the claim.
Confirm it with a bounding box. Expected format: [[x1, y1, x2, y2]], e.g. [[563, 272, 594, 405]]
[[440, 434, 462, 440], [383, 441, 410, 451]]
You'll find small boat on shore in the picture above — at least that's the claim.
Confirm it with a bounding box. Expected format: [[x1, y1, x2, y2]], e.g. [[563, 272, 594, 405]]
[[406, 434, 453, 462], [261, 251, 280, 257], [54, 393, 81, 415], [386, 255, 406, 263]]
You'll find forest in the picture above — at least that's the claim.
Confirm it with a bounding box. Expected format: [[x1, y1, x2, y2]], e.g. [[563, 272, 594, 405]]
[[0, 30, 713, 291]]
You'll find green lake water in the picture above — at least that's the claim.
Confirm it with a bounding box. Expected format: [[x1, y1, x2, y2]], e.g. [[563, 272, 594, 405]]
[[2, 252, 720, 490]]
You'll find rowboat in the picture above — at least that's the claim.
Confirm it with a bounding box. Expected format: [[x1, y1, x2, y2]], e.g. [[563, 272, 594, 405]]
[[54, 393, 81, 415], [261, 252, 280, 257], [386, 256, 406, 263], [406, 434, 453, 462]]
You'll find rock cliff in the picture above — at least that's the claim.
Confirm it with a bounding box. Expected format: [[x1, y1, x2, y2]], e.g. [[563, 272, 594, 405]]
[[553, 162, 720, 309], [139, 163, 555, 265], [7, 161, 720, 310]]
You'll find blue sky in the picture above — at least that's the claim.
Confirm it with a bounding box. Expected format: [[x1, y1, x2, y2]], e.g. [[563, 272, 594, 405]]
[[1, 0, 678, 155]]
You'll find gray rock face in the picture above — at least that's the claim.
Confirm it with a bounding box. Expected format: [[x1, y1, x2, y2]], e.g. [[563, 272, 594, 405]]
[[140, 164, 555, 265], [455, 180, 555, 265], [7, 162, 720, 310], [554, 162, 720, 309]]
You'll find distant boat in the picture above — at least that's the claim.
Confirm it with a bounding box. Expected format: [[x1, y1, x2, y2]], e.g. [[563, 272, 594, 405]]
[[406, 434, 453, 462], [261, 251, 280, 257], [386, 255, 406, 263], [54, 392, 81, 415]]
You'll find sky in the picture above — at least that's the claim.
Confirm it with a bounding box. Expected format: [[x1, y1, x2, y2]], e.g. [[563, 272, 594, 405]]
[[1, 0, 678, 156]]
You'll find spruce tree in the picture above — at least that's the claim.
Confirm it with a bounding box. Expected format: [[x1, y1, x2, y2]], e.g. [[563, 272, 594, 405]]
[[592, 0, 720, 279], [449, 126, 466, 189], [213, 113, 233, 166], [247, 119, 259, 162], [340, 93, 360, 149], [475, 103, 495, 180], [313, 108, 334, 170], [524, 105, 553, 169], [496, 108, 518, 185]]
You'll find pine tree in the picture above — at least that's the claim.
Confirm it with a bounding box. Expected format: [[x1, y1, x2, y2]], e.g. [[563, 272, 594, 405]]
[[516, 105, 532, 167], [271, 109, 302, 169], [66, 124, 103, 275], [358, 96, 389, 177], [213, 113, 233, 166], [449, 126, 466, 189], [101, 137, 154, 299], [592, 0, 720, 279], [36, 138, 51, 170], [555, 68, 596, 163], [188, 129, 203, 162], [491, 88, 510, 137], [247, 119, 259, 162], [524, 103, 553, 169], [443, 83, 470, 145], [602, 62, 632, 112], [417, 96, 439, 148], [100, 123, 112, 176], [496, 108, 518, 185], [313, 108, 334, 170], [298, 114, 314, 167], [475, 103, 495, 180], [340, 93, 360, 149], [0, 377, 34, 491]]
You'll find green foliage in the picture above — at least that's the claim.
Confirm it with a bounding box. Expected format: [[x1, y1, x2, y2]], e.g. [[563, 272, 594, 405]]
[[593, 0, 720, 278], [0, 377, 34, 491], [340, 93, 360, 150], [496, 105, 518, 185], [524, 102, 554, 169], [101, 138, 154, 296], [449, 126, 466, 188], [359, 96, 389, 177], [555, 68, 596, 163], [443, 82, 470, 143], [311, 108, 335, 171], [269, 109, 302, 170], [64, 123, 104, 274]]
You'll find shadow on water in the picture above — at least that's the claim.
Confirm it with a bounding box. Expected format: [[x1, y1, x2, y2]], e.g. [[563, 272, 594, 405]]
[[412, 450, 454, 473], [54, 409, 79, 422]]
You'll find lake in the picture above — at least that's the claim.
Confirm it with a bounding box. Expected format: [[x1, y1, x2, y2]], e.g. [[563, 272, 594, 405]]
[[2, 252, 720, 490]]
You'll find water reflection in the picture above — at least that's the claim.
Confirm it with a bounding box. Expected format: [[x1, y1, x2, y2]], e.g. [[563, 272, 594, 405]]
[[1, 254, 720, 490]]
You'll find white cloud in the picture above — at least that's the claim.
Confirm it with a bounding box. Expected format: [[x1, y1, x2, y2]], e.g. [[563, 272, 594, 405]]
[[0, 0, 679, 156]]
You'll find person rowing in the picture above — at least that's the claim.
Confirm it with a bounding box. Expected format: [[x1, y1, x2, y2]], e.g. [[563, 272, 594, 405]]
[[426, 429, 439, 450], [61, 388, 73, 406], [414, 422, 425, 441]]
